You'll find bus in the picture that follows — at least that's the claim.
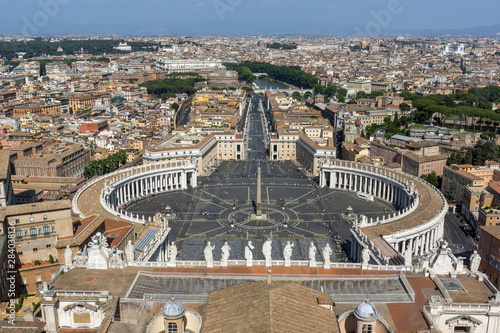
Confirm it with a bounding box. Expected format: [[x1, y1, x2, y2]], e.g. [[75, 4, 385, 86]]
[[357, 192, 374, 202]]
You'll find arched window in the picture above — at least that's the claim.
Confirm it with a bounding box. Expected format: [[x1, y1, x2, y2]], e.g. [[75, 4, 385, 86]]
[[16, 228, 22, 237], [43, 225, 50, 234], [167, 322, 178, 333], [362, 324, 373, 333], [30, 227, 36, 236], [52, 227, 55, 233]]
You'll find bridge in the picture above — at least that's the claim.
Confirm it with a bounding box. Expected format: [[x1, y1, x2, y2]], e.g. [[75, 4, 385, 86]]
[[253, 87, 314, 96], [253, 73, 269, 78]]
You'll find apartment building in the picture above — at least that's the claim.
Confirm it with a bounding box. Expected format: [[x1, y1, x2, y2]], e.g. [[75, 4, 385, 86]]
[[478, 225, 500, 289], [13, 103, 62, 117], [13, 145, 90, 178], [68, 95, 95, 113], [79, 120, 109, 134], [441, 164, 496, 202]]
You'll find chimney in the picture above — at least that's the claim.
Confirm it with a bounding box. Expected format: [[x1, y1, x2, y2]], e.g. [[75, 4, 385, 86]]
[[267, 270, 272, 284]]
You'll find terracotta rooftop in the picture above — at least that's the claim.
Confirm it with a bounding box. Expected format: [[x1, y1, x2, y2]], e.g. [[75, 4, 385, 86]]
[[202, 281, 340, 333]]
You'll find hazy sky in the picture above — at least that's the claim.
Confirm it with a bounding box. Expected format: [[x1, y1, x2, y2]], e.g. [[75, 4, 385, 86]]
[[1, 0, 499, 35]]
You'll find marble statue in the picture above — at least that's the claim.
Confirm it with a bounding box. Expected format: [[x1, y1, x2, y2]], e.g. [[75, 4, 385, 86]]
[[204, 241, 215, 268], [470, 250, 481, 273], [168, 242, 178, 264], [404, 248, 412, 267], [262, 238, 272, 267], [221, 241, 231, 266], [245, 241, 255, 266], [64, 245, 73, 268], [308, 242, 317, 267], [322, 244, 333, 269], [125, 240, 134, 263], [283, 241, 294, 267], [362, 247, 370, 266]]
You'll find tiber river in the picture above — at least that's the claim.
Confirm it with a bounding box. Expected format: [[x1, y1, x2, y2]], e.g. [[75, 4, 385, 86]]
[[253, 78, 290, 90]]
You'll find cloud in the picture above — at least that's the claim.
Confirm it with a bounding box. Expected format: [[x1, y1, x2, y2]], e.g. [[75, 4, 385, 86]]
[[195, 2, 206, 8]]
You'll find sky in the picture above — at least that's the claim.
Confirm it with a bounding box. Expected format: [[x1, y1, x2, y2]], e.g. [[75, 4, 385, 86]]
[[0, 0, 499, 36]]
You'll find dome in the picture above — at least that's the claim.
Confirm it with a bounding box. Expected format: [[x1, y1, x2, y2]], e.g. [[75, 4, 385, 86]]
[[163, 298, 185, 319], [354, 299, 378, 321]]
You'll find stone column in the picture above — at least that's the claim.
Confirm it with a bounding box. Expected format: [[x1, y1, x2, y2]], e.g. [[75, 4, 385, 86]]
[[192, 171, 197, 188], [330, 171, 334, 189]]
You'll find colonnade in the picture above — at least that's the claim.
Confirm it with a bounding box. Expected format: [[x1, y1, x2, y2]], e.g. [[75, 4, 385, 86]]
[[107, 170, 196, 208], [324, 170, 411, 209], [319, 160, 447, 261], [393, 224, 442, 256]]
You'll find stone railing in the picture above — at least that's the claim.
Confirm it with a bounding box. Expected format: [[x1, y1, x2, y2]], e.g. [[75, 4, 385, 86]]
[[128, 260, 404, 270]]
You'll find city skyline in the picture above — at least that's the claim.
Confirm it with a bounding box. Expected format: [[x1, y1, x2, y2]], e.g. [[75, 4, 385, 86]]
[[0, 0, 499, 36]]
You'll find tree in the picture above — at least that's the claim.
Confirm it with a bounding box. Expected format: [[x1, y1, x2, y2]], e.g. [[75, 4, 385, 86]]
[[399, 103, 410, 112], [446, 179, 458, 201], [337, 88, 347, 103], [171, 103, 179, 111], [236, 66, 254, 83], [426, 171, 438, 187], [463, 149, 473, 164]]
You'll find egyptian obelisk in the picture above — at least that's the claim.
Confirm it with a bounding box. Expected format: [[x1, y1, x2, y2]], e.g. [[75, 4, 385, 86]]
[[256, 165, 262, 216]]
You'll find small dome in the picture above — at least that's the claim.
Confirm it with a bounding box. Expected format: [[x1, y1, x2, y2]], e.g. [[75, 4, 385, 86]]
[[354, 299, 378, 321], [163, 298, 185, 319]]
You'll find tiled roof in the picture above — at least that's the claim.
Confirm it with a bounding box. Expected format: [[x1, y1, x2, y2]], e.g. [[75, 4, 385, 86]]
[[202, 281, 339, 333]]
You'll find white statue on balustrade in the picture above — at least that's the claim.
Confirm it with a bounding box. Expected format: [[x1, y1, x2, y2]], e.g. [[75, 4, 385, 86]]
[[125, 240, 135, 263], [361, 247, 370, 266], [283, 241, 294, 267], [220, 241, 231, 266], [168, 242, 177, 264], [245, 241, 255, 267], [470, 250, 481, 273], [64, 245, 73, 269], [262, 238, 272, 267], [322, 244, 333, 269], [404, 248, 412, 267], [308, 242, 317, 267], [204, 241, 215, 268]]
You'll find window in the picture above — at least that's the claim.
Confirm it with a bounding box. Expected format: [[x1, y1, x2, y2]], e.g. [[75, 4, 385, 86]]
[[18, 252, 23, 256], [362, 324, 373, 333], [22, 278, 26, 285], [30, 227, 36, 236], [454, 326, 471, 333], [33, 248, 38, 252], [46, 244, 51, 248], [36, 275, 41, 282], [30, 217, 34, 223], [52, 227, 55, 233], [15, 219, 19, 224], [43, 215, 47, 221], [16, 228, 22, 237], [43, 225, 50, 234], [167, 323, 178, 333]]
